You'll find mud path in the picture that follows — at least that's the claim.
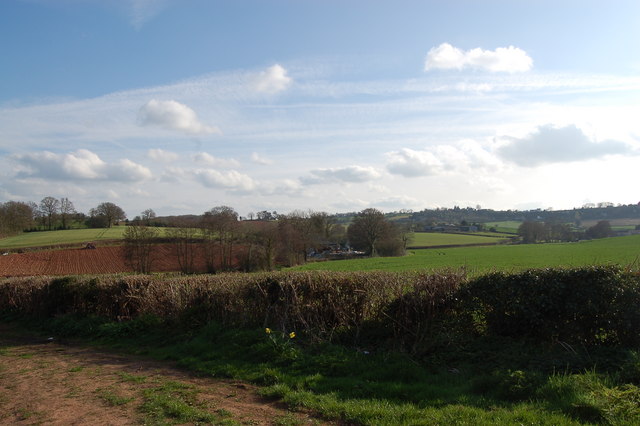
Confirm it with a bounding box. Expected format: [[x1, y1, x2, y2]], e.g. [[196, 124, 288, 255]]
[[0, 324, 324, 425]]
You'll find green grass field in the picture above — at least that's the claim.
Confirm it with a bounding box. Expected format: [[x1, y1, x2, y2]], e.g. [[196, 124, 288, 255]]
[[293, 234, 640, 274], [0, 227, 129, 249], [482, 221, 521, 233], [409, 232, 508, 247]]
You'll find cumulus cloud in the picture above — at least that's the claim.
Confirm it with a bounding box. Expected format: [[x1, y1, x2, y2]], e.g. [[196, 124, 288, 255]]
[[254, 64, 292, 94], [194, 169, 256, 192], [425, 43, 533, 73], [251, 152, 273, 165], [138, 99, 221, 135], [386, 142, 500, 177], [13, 149, 152, 182], [148, 148, 179, 162], [301, 166, 382, 184], [193, 152, 240, 168], [497, 124, 634, 167]]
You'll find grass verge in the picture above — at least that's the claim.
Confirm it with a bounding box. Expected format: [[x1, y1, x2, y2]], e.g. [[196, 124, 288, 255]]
[[5, 314, 639, 425]]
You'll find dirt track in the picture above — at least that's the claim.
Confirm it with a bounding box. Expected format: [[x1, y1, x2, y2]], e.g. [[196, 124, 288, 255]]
[[0, 323, 324, 425]]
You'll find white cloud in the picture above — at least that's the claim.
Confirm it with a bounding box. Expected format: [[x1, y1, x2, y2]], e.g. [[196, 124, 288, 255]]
[[148, 148, 179, 162], [251, 152, 273, 165], [497, 124, 634, 166], [138, 99, 221, 135], [13, 149, 152, 182], [386, 142, 502, 178], [254, 64, 293, 94], [193, 152, 240, 168], [194, 169, 256, 191], [425, 43, 533, 73], [302, 165, 382, 184], [386, 148, 443, 177]]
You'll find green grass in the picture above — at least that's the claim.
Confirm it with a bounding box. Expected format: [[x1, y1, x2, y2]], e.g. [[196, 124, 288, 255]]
[[293, 234, 640, 274], [482, 221, 521, 233], [19, 316, 640, 425], [0, 227, 128, 249], [409, 232, 507, 248]]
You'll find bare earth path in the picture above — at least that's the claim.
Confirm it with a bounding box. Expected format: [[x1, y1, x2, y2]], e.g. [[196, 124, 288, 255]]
[[0, 324, 325, 425]]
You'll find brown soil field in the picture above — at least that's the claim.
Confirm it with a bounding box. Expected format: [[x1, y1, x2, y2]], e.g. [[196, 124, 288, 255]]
[[0, 245, 242, 277], [0, 323, 326, 425]]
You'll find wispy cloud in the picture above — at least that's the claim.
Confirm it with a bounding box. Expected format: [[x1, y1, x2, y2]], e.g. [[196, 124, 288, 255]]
[[193, 152, 240, 168], [148, 148, 179, 162], [127, 0, 171, 29], [138, 99, 221, 135], [251, 152, 273, 165], [425, 43, 533, 73], [301, 166, 382, 185]]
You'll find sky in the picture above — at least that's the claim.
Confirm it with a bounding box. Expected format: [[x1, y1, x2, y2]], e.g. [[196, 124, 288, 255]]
[[1, 0, 639, 218]]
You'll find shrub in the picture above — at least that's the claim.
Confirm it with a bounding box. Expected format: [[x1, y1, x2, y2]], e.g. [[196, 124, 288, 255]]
[[460, 266, 640, 345]]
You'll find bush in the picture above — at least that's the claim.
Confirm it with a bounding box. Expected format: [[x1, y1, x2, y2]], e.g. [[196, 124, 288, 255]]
[[460, 266, 640, 345]]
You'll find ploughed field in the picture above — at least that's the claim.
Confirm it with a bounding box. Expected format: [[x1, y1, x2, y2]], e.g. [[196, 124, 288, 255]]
[[0, 245, 229, 276]]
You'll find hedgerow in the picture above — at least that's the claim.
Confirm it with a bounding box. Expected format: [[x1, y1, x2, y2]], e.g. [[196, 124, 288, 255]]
[[1, 266, 639, 348]]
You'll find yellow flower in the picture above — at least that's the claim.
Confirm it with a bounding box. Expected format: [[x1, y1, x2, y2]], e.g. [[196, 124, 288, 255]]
[[265, 328, 271, 334], [289, 332, 296, 339]]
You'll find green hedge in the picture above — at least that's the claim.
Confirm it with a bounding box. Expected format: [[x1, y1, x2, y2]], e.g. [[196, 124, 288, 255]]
[[460, 266, 640, 346]]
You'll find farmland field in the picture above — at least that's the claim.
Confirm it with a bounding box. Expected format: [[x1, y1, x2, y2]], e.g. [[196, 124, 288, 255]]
[[482, 221, 521, 233], [408, 232, 509, 248], [0, 227, 128, 249], [293, 234, 640, 274]]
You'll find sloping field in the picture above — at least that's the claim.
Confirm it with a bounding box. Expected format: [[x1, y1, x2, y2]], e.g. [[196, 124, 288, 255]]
[[293, 234, 640, 274], [0, 244, 229, 276], [0, 227, 128, 250], [408, 232, 509, 248]]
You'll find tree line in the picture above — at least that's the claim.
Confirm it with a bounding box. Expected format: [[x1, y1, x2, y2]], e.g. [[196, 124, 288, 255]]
[[0, 197, 126, 236], [124, 207, 412, 274], [517, 220, 615, 243]]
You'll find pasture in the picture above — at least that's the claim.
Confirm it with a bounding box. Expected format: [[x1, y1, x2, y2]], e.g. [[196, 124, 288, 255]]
[[482, 220, 521, 233], [294, 234, 640, 274], [0, 226, 128, 249], [408, 231, 509, 247]]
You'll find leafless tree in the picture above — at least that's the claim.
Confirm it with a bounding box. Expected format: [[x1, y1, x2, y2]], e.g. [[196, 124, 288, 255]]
[[347, 208, 402, 256], [59, 197, 76, 229], [166, 223, 199, 274], [92, 202, 126, 228], [201, 206, 239, 272], [0, 201, 36, 236], [123, 224, 159, 273], [141, 208, 157, 226], [39, 197, 60, 230]]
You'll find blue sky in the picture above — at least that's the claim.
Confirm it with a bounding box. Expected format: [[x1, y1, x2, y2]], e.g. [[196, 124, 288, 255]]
[[1, 0, 639, 218]]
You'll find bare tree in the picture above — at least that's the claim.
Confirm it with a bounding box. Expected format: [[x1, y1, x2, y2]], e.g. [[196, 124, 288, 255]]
[[92, 202, 126, 228], [0, 201, 36, 236], [59, 197, 76, 229], [347, 208, 401, 256], [201, 206, 239, 272], [141, 208, 157, 226], [39, 197, 60, 230], [123, 224, 158, 273], [166, 223, 199, 274]]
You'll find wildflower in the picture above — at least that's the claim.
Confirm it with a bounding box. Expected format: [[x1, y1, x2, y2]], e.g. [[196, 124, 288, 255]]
[[265, 328, 271, 334], [289, 332, 296, 339]]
